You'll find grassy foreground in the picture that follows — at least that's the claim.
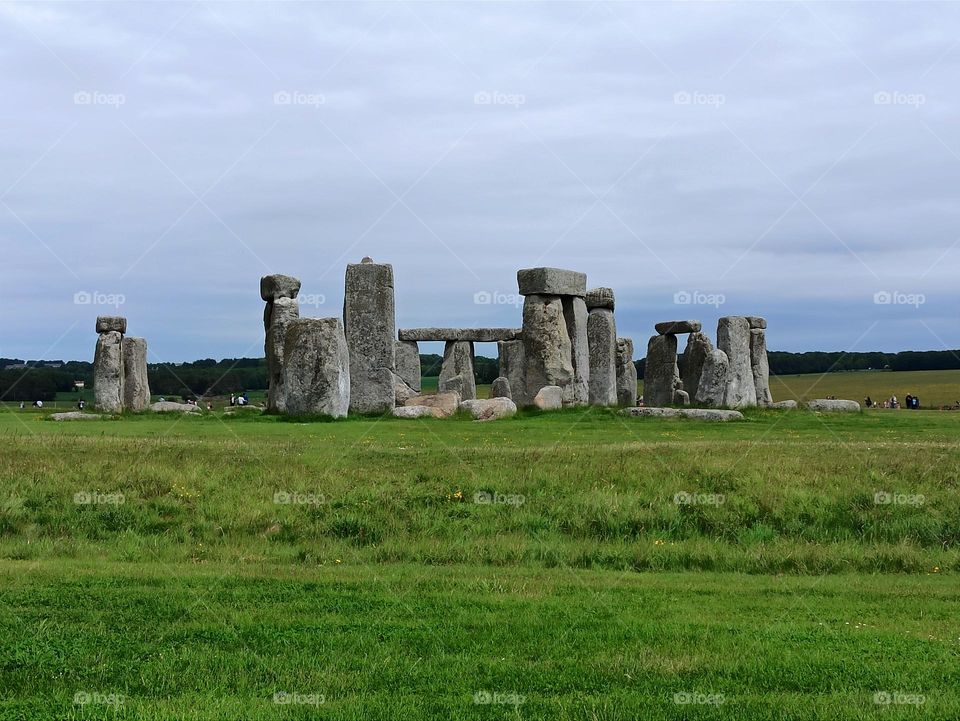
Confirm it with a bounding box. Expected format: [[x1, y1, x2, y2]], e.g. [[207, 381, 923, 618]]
[[1, 407, 959, 719]]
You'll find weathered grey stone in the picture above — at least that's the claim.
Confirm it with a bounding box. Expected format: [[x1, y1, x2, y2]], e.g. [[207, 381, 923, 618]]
[[623, 406, 681, 418], [750, 328, 773, 407], [392, 405, 442, 419], [746, 316, 767, 330], [460, 398, 517, 421], [343, 261, 395, 414], [695, 348, 729, 407], [587, 307, 617, 406], [533, 385, 563, 410], [93, 330, 123, 413], [717, 316, 757, 408], [498, 340, 526, 406], [806, 399, 860, 412], [265, 297, 300, 413], [673, 389, 690, 406], [439, 374, 464, 396], [771, 400, 797, 410], [562, 296, 590, 406], [51, 412, 103, 421], [644, 334, 678, 408], [615, 338, 638, 407], [405, 392, 461, 417], [655, 320, 701, 335], [517, 267, 586, 297], [121, 337, 150, 412], [398, 328, 522, 342], [260, 274, 301, 301], [96, 316, 127, 334], [439, 341, 476, 401], [395, 340, 421, 392], [522, 295, 573, 404], [622, 407, 744, 421], [393, 373, 419, 405], [679, 332, 713, 402], [150, 401, 202, 413], [281, 318, 350, 418], [585, 287, 615, 311], [490, 376, 512, 399]]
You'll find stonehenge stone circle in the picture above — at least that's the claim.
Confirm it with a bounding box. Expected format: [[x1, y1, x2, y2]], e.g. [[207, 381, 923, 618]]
[[264, 294, 300, 413], [121, 337, 151, 412], [655, 320, 701, 335], [343, 260, 396, 414], [695, 348, 729, 407], [439, 340, 476, 400], [615, 338, 638, 407], [679, 332, 713, 402], [281, 318, 350, 418], [517, 267, 587, 296], [644, 333, 679, 407], [717, 316, 757, 408], [587, 300, 617, 406], [93, 330, 123, 412], [585, 287, 615, 311], [490, 376, 512, 399], [96, 316, 127, 334], [750, 328, 773, 406]]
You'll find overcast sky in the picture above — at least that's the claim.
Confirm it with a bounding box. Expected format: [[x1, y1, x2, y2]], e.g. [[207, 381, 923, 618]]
[[2, 2, 958, 362]]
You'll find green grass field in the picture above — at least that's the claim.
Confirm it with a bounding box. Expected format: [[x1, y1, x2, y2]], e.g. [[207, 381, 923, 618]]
[[2, 403, 959, 718]]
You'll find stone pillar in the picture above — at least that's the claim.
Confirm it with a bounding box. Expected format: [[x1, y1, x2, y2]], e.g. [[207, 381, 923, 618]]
[[521, 294, 573, 404], [93, 316, 126, 413], [122, 337, 151, 411], [695, 349, 729, 407], [644, 334, 678, 407], [498, 340, 526, 405], [615, 338, 638, 407], [343, 258, 396, 414], [679, 332, 713, 402], [281, 318, 350, 418], [395, 340, 421, 392], [586, 288, 617, 406], [562, 296, 590, 406], [261, 274, 301, 413], [439, 340, 476, 400], [717, 316, 757, 408], [748, 317, 772, 406]]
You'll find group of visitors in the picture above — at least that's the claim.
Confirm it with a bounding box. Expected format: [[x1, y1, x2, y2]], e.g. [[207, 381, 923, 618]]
[[864, 394, 920, 409], [229, 393, 250, 407]]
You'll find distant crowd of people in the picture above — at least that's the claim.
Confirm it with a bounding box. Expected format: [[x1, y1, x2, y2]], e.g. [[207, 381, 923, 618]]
[[864, 394, 921, 409]]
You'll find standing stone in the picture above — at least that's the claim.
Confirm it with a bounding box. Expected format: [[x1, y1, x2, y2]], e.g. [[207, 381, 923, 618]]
[[439, 340, 476, 400], [343, 261, 396, 413], [587, 307, 617, 406], [717, 317, 757, 408], [395, 340, 421, 392], [644, 334, 678, 407], [533, 385, 563, 410], [673, 389, 690, 406], [498, 340, 527, 405], [746, 316, 767, 330], [93, 330, 123, 413], [750, 328, 773, 406], [679, 332, 714, 403], [695, 348, 730, 407], [281, 318, 350, 418], [562, 296, 590, 406], [615, 338, 638, 407], [585, 287, 615, 311], [490, 376, 512, 399], [521, 295, 573, 405], [265, 296, 299, 413], [121, 337, 150, 412]]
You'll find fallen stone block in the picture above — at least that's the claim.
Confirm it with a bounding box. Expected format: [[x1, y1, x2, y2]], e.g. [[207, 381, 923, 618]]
[[405, 392, 461, 417], [460, 398, 517, 421], [51, 412, 103, 421], [150, 401, 203, 413], [770, 400, 798, 410], [533, 385, 563, 410], [806, 399, 860, 412], [621, 407, 744, 421], [392, 405, 442, 419]]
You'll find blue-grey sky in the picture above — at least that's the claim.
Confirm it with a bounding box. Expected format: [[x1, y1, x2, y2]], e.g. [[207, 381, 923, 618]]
[[2, 2, 958, 362]]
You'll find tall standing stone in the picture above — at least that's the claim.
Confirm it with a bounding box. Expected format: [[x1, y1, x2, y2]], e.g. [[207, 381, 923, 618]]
[[281, 318, 350, 418], [343, 260, 396, 414], [562, 296, 590, 406], [261, 274, 301, 414], [498, 339, 527, 406], [644, 334, 679, 407], [679, 332, 714, 402], [615, 338, 638, 407], [695, 348, 729, 407], [395, 340, 421, 392], [717, 316, 757, 408], [439, 340, 476, 400], [121, 337, 151, 411], [586, 290, 617, 406], [521, 294, 573, 405], [93, 330, 123, 412], [750, 328, 773, 406]]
